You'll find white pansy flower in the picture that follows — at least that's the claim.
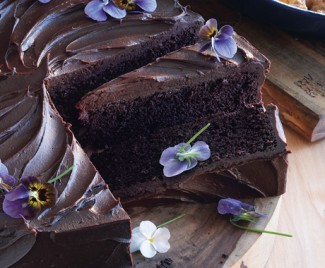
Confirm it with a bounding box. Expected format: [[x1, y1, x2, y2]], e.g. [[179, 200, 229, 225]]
[[130, 220, 171, 258]]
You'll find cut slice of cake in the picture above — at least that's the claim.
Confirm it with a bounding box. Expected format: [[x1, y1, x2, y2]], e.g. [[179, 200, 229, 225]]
[[77, 35, 270, 147], [90, 105, 288, 206], [0, 75, 132, 267], [76, 36, 288, 205]]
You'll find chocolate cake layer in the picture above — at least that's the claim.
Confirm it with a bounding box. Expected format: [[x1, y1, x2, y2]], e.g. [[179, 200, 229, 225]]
[[0, 75, 132, 267], [90, 105, 288, 206], [77, 37, 270, 147], [0, 0, 204, 121]]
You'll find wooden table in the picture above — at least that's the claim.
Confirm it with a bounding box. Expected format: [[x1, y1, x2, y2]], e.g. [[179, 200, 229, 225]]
[[265, 126, 325, 268]]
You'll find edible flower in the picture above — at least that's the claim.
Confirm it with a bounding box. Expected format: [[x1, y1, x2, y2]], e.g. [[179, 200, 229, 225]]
[[1, 161, 74, 219], [0, 160, 16, 192], [130, 214, 185, 258], [130, 221, 170, 258], [218, 198, 266, 222], [85, 0, 127, 21], [3, 176, 57, 219], [218, 198, 292, 237], [198, 18, 237, 61], [114, 0, 157, 12], [39, 0, 51, 3], [159, 123, 211, 177]]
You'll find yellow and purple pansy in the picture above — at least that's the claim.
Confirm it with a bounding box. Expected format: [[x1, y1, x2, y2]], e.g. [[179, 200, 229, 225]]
[[198, 18, 237, 61], [85, 0, 157, 22], [1, 161, 57, 219]]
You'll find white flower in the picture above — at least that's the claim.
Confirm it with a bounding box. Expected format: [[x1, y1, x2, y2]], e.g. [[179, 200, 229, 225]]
[[130, 220, 171, 258]]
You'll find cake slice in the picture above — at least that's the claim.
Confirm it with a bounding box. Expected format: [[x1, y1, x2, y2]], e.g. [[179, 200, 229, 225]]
[[76, 36, 287, 205], [0, 0, 203, 121], [77, 36, 270, 147], [0, 75, 132, 267], [90, 105, 288, 206]]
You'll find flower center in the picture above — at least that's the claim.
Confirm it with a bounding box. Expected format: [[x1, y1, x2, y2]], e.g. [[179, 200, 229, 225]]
[[208, 28, 216, 39], [114, 0, 136, 10], [28, 182, 56, 210], [149, 237, 154, 243]]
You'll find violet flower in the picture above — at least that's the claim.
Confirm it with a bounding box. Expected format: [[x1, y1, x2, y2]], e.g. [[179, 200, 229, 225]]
[[159, 123, 211, 177], [85, 0, 127, 22], [217, 198, 266, 222], [3, 176, 57, 219], [0, 160, 16, 192], [198, 18, 237, 61], [114, 0, 157, 12], [39, 0, 52, 3]]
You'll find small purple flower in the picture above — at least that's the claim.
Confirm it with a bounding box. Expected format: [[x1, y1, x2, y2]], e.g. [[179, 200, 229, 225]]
[[39, 0, 52, 3], [0, 160, 17, 192], [160, 141, 211, 177], [85, 0, 127, 22], [3, 176, 57, 219], [114, 0, 157, 12], [198, 18, 237, 61], [217, 198, 266, 222]]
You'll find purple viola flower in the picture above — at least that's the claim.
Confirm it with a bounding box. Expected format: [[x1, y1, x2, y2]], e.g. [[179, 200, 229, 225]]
[[198, 18, 237, 61], [39, 0, 52, 3], [85, 0, 127, 22], [160, 141, 211, 177], [0, 160, 17, 192], [3, 176, 57, 219], [217, 198, 266, 222], [114, 0, 157, 12]]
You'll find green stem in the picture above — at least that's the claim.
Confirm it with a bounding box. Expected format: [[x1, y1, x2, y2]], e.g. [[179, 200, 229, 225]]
[[230, 219, 292, 237], [178, 123, 211, 152], [48, 165, 74, 184], [157, 213, 186, 228]]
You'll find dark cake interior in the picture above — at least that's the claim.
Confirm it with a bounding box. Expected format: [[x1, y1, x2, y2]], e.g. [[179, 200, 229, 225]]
[[91, 106, 287, 205], [77, 42, 269, 146]]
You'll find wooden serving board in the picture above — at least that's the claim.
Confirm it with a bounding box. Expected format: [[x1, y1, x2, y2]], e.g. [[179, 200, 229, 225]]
[[128, 197, 281, 268], [182, 0, 325, 142]]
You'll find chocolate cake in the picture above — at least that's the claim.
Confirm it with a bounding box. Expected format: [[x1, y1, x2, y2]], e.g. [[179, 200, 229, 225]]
[[77, 37, 269, 147], [0, 75, 132, 267], [0, 0, 203, 121], [76, 38, 288, 205], [0, 0, 288, 266]]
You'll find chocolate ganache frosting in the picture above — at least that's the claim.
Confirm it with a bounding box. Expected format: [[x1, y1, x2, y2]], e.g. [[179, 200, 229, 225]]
[[0, 73, 132, 267], [0, 0, 204, 121]]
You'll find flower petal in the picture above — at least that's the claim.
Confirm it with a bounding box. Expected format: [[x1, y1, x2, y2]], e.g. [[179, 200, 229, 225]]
[[85, 0, 108, 22], [190, 141, 211, 161], [152, 227, 170, 253], [217, 25, 234, 40], [159, 146, 178, 166], [5, 185, 29, 201], [217, 198, 246, 216], [20, 176, 38, 187], [139, 240, 157, 258], [0, 160, 9, 176], [130, 227, 146, 253], [134, 0, 157, 12], [206, 18, 218, 31], [103, 2, 127, 19], [140, 220, 157, 239], [213, 37, 237, 59], [3, 198, 35, 219], [185, 157, 198, 171], [163, 158, 188, 177], [39, 0, 51, 3], [199, 42, 211, 53], [198, 25, 212, 40]]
